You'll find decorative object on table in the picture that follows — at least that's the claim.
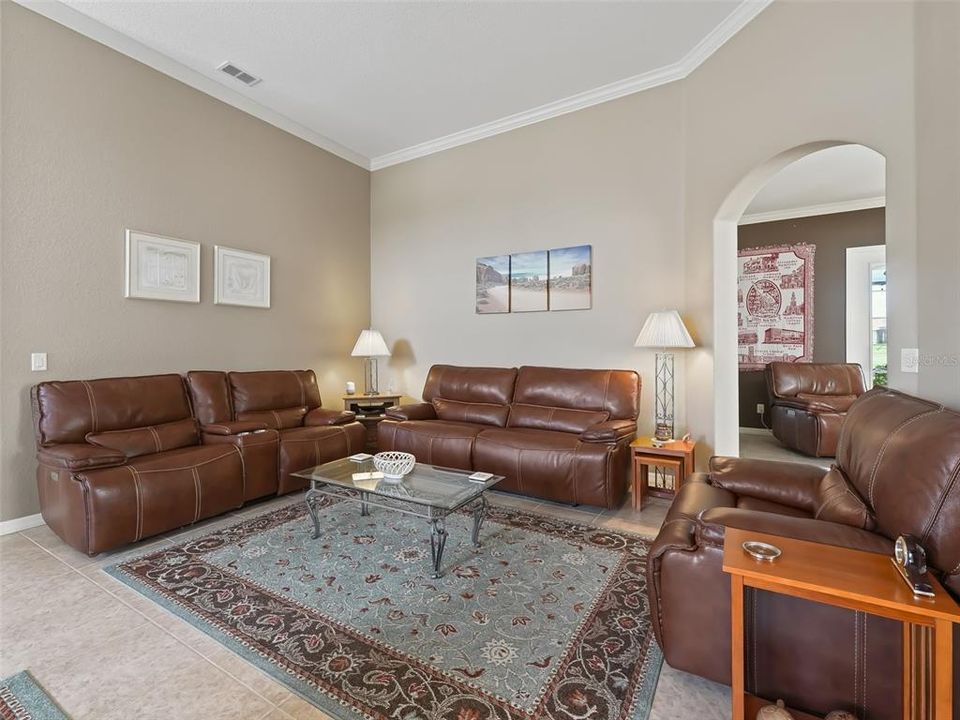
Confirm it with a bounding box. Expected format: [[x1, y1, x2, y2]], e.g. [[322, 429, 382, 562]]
[[107, 499, 663, 720], [630, 435, 695, 509], [350, 329, 391, 395], [824, 712, 857, 720], [634, 310, 695, 442], [372, 451, 415, 481], [893, 534, 935, 597], [756, 700, 795, 720], [737, 243, 815, 370], [548, 245, 592, 311], [345, 381, 356, 395], [476, 255, 511, 313], [0, 670, 70, 720], [344, 392, 402, 452], [124, 229, 200, 303], [213, 245, 271, 308], [509, 250, 549, 312], [742, 541, 782, 562]]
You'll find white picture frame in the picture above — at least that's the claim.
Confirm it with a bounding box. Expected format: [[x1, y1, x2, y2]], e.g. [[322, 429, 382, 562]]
[[124, 229, 200, 303], [214, 245, 271, 308]]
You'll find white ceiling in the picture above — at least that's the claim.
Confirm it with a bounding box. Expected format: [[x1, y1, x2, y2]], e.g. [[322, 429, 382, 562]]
[[28, 0, 769, 169], [742, 144, 886, 223]]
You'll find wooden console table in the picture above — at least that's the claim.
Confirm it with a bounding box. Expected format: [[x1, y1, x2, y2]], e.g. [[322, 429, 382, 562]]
[[629, 436, 695, 509], [723, 527, 960, 720], [343, 393, 401, 452]]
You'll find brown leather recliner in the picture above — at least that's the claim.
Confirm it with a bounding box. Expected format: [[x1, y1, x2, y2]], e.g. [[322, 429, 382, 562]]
[[765, 362, 866, 457], [186, 370, 365, 494], [32, 374, 254, 555], [646, 387, 960, 719], [379, 364, 640, 508]]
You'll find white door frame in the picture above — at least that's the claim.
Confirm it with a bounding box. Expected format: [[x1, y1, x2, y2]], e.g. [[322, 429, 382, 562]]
[[845, 244, 886, 387]]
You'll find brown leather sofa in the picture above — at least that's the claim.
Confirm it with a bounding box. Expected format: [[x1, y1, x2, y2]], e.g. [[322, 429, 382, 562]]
[[647, 387, 960, 719], [186, 370, 365, 494], [32, 369, 364, 555], [379, 364, 640, 508], [765, 361, 866, 457]]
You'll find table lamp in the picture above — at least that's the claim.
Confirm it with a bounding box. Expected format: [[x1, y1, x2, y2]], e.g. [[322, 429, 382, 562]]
[[634, 310, 695, 443], [351, 329, 391, 396]]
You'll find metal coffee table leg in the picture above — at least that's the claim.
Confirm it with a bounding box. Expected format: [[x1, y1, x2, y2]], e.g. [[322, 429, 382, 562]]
[[360, 491, 370, 517], [471, 494, 487, 548], [429, 516, 448, 578], [305, 488, 322, 540]]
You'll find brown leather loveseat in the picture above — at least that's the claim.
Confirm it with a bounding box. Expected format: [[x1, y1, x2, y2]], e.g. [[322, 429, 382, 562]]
[[33, 369, 364, 555], [647, 387, 960, 719], [186, 370, 365, 494], [765, 361, 866, 457], [379, 364, 640, 508]]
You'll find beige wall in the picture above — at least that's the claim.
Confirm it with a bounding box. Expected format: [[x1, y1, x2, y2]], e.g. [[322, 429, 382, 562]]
[[371, 83, 687, 439], [371, 1, 927, 463], [0, 4, 371, 521]]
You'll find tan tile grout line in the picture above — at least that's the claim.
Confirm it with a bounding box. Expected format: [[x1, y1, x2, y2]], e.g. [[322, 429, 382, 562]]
[[17, 531, 295, 716]]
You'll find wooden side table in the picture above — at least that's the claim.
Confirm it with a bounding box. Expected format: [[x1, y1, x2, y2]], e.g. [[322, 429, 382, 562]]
[[630, 436, 696, 509], [723, 527, 960, 720], [343, 393, 402, 453]]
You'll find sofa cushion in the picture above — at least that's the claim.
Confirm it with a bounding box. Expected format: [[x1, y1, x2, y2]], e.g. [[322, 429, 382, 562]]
[[735, 496, 812, 518], [814, 466, 876, 530], [507, 403, 609, 433], [277, 423, 365, 494], [229, 370, 321, 413], [186, 371, 233, 425], [32, 374, 193, 445], [237, 406, 308, 430], [434, 398, 509, 427], [75, 444, 244, 554], [422, 365, 518, 406], [86, 418, 199, 458], [379, 419, 484, 470], [795, 393, 859, 413], [766, 362, 866, 399]]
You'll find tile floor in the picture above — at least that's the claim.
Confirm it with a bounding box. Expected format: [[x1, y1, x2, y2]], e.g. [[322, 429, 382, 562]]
[[739, 429, 832, 469], [0, 489, 729, 720]]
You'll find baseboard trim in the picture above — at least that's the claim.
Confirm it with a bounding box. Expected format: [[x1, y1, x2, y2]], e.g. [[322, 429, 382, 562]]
[[0, 513, 45, 535], [739, 427, 773, 436]]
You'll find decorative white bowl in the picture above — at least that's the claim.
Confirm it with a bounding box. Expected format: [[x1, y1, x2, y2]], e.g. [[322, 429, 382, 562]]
[[373, 451, 415, 481]]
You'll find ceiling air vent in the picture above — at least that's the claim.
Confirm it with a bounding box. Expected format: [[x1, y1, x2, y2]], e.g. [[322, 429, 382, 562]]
[[217, 61, 261, 87]]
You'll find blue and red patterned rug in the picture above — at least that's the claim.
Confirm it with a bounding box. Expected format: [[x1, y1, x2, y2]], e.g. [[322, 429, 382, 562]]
[[107, 497, 662, 720], [0, 671, 70, 720]]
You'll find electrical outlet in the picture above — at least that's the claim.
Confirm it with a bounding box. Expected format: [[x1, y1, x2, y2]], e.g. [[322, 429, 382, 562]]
[[756, 403, 765, 415], [30, 352, 47, 372]]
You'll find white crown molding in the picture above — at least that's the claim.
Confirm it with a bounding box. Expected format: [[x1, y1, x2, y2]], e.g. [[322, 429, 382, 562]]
[[0, 513, 45, 536], [738, 196, 886, 225], [13, 0, 370, 169], [370, 0, 774, 171]]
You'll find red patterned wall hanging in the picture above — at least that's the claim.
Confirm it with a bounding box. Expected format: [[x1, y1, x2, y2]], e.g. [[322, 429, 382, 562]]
[[737, 243, 815, 370]]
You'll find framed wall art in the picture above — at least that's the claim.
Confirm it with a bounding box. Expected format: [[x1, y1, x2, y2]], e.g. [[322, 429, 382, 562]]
[[548, 244, 592, 311], [124, 229, 200, 303], [509, 250, 549, 312], [476, 255, 511, 313], [214, 246, 271, 309]]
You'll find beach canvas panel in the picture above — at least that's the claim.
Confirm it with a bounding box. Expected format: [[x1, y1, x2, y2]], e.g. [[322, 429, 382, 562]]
[[549, 245, 592, 310], [510, 251, 549, 312], [476, 255, 510, 313]]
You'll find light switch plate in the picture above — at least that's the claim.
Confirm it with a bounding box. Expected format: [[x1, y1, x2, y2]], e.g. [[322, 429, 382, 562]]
[[30, 352, 47, 372], [901, 348, 919, 374]]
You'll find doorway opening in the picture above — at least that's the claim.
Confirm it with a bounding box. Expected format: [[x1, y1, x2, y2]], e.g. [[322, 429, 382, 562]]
[[712, 142, 887, 460]]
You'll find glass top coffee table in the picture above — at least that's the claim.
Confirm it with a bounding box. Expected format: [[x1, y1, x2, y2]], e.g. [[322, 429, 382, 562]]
[[293, 458, 504, 578]]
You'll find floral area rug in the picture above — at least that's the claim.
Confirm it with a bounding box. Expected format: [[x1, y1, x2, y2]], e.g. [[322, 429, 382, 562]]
[[0, 671, 70, 720], [107, 497, 662, 720]]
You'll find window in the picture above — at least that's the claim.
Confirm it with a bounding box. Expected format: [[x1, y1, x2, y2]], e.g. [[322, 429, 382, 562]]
[[870, 262, 887, 386]]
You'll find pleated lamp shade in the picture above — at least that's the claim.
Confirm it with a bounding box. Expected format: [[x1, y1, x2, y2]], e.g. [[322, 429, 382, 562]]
[[351, 329, 391, 357], [634, 311, 695, 349]]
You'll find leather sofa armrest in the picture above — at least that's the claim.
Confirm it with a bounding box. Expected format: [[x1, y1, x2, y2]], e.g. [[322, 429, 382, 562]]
[[201, 420, 268, 435], [708, 456, 823, 513], [385, 403, 437, 421], [37, 443, 126, 471], [580, 419, 637, 443], [696, 507, 893, 555], [304, 408, 356, 426], [774, 397, 836, 413]]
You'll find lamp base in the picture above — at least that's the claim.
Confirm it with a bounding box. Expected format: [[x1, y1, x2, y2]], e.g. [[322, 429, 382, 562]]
[[653, 352, 676, 445], [362, 357, 380, 396]]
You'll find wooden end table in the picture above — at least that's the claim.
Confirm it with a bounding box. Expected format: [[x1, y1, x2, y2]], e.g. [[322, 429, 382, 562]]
[[343, 393, 402, 452], [723, 527, 960, 720], [630, 436, 696, 510]]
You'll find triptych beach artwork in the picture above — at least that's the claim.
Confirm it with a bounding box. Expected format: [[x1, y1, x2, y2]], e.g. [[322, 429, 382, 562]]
[[475, 245, 592, 314]]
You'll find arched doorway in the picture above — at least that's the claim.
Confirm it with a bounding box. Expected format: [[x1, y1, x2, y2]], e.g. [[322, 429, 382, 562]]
[[712, 141, 887, 457]]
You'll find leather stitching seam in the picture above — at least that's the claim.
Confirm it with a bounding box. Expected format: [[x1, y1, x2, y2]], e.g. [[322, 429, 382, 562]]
[[866, 410, 937, 505], [81, 381, 99, 433]]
